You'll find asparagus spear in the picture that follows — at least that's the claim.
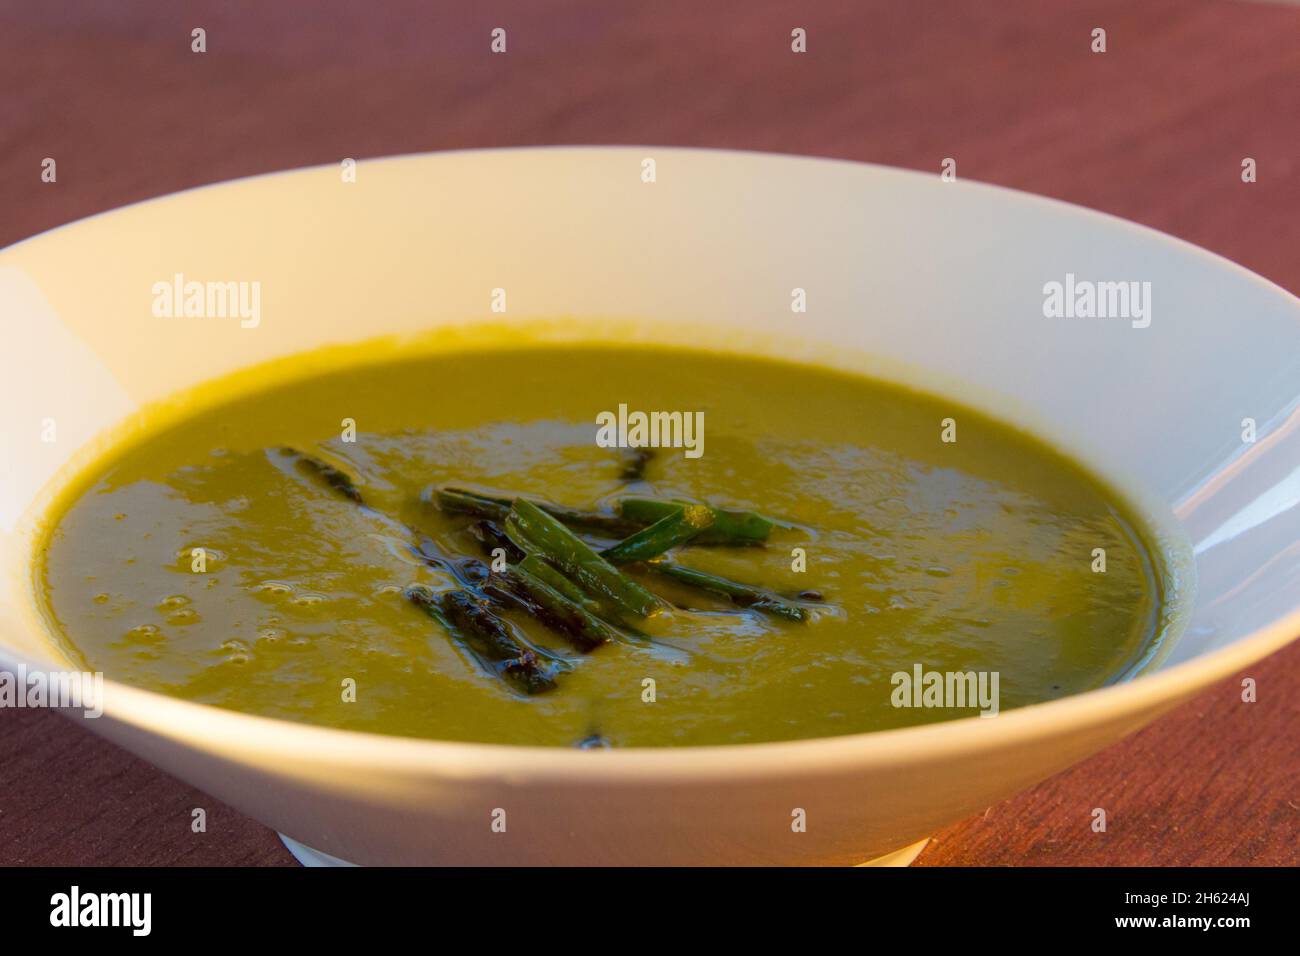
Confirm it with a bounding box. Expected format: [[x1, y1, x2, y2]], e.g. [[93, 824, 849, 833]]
[[645, 562, 811, 622], [504, 499, 666, 620], [478, 573, 556, 634], [618, 497, 774, 544], [434, 486, 641, 537], [462, 518, 609, 613], [439, 590, 558, 691], [406, 585, 557, 694], [601, 505, 714, 563], [442, 486, 773, 546], [434, 487, 510, 522], [518, 554, 605, 615], [281, 447, 365, 504], [489, 566, 617, 651], [466, 522, 616, 648]]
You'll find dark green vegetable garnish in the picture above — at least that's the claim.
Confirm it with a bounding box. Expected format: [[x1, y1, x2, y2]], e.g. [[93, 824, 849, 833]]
[[601, 504, 714, 563], [518, 554, 605, 615], [283, 453, 820, 694], [617, 497, 774, 545], [504, 499, 666, 621], [435, 487, 640, 536], [490, 566, 615, 651], [434, 487, 511, 522], [646, 562, 810, 622], [281, 447, 365, 504], [407, 585, 557, 694]]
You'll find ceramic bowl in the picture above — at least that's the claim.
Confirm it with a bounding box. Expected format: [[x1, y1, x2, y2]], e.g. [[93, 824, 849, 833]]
[[2, 147, 1297, 865]]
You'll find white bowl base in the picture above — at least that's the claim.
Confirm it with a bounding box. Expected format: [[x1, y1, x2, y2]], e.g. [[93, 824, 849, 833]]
[[278, 832, 931, 867]]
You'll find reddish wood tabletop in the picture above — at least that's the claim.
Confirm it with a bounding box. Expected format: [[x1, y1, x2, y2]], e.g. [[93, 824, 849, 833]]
[[1, 0, 1297, 866]]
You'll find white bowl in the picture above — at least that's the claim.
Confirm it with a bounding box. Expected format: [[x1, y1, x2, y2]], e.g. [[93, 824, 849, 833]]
[[2, 147, 1298, 866]]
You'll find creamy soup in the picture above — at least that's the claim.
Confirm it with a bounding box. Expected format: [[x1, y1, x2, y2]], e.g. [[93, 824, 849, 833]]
[[38, 342, 1177, 746]]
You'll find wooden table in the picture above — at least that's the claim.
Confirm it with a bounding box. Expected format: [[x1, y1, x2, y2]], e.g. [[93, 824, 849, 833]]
[[2, 0, 1297, 866]]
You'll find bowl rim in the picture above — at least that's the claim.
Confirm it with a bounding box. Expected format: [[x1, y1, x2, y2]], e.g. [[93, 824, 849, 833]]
[[4, 145, 1299, 775]]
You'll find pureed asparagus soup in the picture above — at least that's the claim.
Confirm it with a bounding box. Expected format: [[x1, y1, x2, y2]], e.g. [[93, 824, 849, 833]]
[[37, 339, 1179, 747]]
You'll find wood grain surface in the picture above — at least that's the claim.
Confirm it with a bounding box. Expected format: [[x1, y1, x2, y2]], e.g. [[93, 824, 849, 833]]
[[1, 0, 1297, 866]]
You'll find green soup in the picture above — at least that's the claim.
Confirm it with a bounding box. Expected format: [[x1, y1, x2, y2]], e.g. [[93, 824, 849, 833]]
[[38, 343, 1176, 746]]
